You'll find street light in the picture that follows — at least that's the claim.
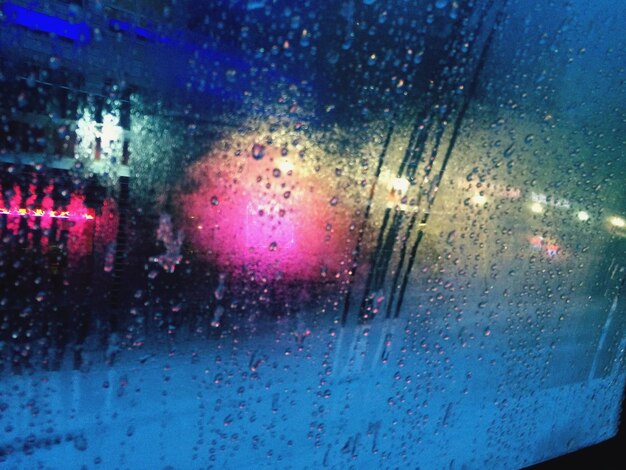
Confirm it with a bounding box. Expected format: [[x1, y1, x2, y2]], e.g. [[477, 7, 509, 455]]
[[471, 193, 487, 205], [608, 216, 625, 228], [576, 211, 590, 222]]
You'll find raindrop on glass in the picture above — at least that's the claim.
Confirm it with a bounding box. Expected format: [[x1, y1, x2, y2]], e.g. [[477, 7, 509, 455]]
[[252, 143, 265, 160]]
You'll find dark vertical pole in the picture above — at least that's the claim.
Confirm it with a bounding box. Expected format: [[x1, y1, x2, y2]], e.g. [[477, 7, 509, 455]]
[[393, 1, 507, 318], [341, 123, 394, 326], [386, 213, 417, 318]]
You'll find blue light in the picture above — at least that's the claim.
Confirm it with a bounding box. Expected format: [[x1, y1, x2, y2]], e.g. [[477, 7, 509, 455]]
[[2, 2, 91, 44], [134, 25, 161, 43], [108, 18, 133, 34], [108, 19, 166, 44]]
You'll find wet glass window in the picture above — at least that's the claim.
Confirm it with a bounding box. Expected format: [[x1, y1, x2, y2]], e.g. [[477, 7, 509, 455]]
[[0, 0, 625, 468]]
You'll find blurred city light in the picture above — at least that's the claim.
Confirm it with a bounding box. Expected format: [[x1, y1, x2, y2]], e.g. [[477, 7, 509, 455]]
[[0, 207, 94, 220], [390, 177, 410, 194], [577, 210, 590, 221], [277, 159, 294, 174], [471, 193, 487, 205], [530, 202, 544, 214], [608, 216, 625, 228]]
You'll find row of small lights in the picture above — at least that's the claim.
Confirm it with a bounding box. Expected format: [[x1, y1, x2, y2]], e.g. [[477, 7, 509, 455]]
[[529, 201, 625, 228], [0, 207, 94, 220], [470, 193, 625, 229], [390, 177, 625, 230]]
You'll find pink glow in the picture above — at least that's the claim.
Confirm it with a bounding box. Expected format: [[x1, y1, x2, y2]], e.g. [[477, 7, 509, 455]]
[[40, 182, 55, 232], [7, 184, 22, 235], [66, 194, 94, 266], [528, 235, 561, 259], [1, 178, 102, 268], [177, 143, 355, 282]]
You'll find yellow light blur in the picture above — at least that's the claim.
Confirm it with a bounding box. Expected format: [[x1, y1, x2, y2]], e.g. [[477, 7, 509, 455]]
[[576, 211, 590, 221], [609, 216, 625, 228], [391, 177, 410, 194], [530, 202, 544, 214]]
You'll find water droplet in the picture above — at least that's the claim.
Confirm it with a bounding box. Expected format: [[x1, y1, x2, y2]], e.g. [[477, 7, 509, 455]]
[[269, 241, 277, 251], [326, 51, 339, 64], [329, 196, 338, 206], [211, 196, 219, 206], [273, 168, 281, 178], [300, 29, 310, 47], [503, 143, 515, 158], [49, 56, 61, 70], [252, 143, 265, 160], [211, 305, 224, 328], [73, 434, 88, 451]]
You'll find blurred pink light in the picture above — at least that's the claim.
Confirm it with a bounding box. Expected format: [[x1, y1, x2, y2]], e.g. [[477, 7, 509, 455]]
[[177, 143, 354, 282]]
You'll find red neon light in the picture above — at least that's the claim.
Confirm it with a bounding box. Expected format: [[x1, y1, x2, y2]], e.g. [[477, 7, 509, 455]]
[[0, 207, 94, 220]]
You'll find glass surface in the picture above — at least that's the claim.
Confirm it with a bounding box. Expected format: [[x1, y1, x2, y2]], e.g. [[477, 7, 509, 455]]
[[0, 0, 624, 468]]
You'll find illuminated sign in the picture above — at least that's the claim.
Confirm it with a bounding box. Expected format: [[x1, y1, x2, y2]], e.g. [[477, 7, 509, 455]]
[[530, 191, 571, 209], [528, 235, 559, 258], [2, 2, 92, 44], [0, 207, 94, 220]]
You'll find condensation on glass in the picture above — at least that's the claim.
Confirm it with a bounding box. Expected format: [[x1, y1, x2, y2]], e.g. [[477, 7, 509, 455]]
[[0, 0, 624, 468]]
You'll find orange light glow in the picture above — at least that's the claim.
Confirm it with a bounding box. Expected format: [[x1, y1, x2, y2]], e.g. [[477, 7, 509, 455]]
[[0, 207, 94, 220]]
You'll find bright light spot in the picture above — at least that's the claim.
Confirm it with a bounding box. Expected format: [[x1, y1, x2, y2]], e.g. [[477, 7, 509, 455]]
[[101, 112, 123, 151], [278, 159, 294, 173], [390, 177, 410, 194], [471, 193, 487, 205], [75, 109, 123, 175], [609, 216, 625, 228], [545, 243, 559, 257], [530, 202, 544, 214], [576, 211, 590, 221]]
